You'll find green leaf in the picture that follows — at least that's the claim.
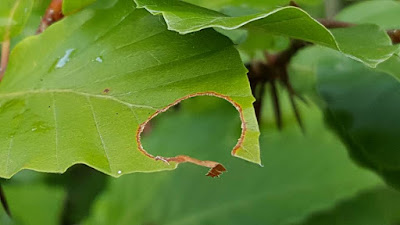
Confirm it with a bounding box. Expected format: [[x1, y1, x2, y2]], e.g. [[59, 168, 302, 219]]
[[298, 187, 400, 225], [0, 0, 260, 178], [0, 182, 66, 225], [214, 7, 290, 62], [134, 0, 399, 67], [83, 96, 381, 225], [62, 0, 97, 15], [336, 0, 400, 30], [290, 46, 400, 189], [184, 0, 322, 11], [0, 0, 33, 41]]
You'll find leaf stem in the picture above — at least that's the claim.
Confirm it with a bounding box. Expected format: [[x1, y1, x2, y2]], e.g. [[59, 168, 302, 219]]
[[0, 40, 10, 81]]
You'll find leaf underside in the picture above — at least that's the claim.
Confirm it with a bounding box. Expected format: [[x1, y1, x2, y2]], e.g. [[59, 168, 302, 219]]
[[62, 0, 97, 15], [134, 0, 399, 67]]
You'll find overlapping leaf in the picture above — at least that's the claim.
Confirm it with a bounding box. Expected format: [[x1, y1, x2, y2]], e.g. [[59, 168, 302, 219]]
[[299, 187, 400, 225], [288, 2, 400, 188], [290, 46, 400, 189], [0, 181, 65, 225], [0, 0, 260, 178], [184, 0, 322, 11], [134, 0, 399, 67], [62, 0, 97, 15], [336, 0, 400, 30]]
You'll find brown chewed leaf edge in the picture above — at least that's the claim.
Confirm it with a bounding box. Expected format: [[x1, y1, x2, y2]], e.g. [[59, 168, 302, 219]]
[[136, 92, 246, 177]]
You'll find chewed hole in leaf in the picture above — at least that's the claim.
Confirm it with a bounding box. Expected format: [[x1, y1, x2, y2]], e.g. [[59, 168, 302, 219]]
[[140, 95, 242, 177]]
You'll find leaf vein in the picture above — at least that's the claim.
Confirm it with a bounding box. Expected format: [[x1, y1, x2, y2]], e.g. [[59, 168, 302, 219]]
[[0, 89, 157, 110], [51, 92, 60, 171], [5, 136, 14, 175], [86, 96, 112, 173]]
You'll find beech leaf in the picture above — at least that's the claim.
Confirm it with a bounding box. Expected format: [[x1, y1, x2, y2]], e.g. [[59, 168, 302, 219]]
[[0, 0, 260, 178]]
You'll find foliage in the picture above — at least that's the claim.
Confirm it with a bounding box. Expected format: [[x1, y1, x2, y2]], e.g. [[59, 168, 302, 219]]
[[135, 0, 398, 67], [289, 0, 400, 189], [0, 0, 399, 224], [83, 97, 383, 225]]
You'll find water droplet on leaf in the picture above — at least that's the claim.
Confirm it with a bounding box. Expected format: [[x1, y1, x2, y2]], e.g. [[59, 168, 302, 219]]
[[55, 49, 75, 69], [95, 56, 103, 63]]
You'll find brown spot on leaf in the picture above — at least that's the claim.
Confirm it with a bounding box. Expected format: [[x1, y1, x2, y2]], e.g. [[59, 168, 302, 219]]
[[103, 88, 110, 94]]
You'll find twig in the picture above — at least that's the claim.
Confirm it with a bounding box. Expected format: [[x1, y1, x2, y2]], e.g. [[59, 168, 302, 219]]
[[37, 0, 64, 34], [247, 62, 267, 121], [318, 19, 354, 29], [289, 0, 300, 7], [0, 40, 10, 81], [0, 184, 11, 218], [287, 87, 305, 133], [247, 40, 308, 129], [270, 80, 282, 129]]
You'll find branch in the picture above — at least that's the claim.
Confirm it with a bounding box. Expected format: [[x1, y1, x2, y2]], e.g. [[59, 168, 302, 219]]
[[37, 0, 64, 34], [317, 19, 353, 29], [247, 40, 307, 129]]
